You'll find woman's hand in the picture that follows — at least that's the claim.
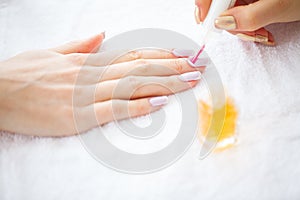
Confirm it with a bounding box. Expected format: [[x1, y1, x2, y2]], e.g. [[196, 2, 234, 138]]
[[0, 33, 205, 137], [194, 0, 300, 45]]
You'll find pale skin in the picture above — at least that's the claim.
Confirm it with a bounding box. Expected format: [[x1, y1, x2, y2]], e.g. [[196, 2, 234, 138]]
[[2, 0, 299, 137], [195, 0, 300, 45], [0, 33, 204, 137]]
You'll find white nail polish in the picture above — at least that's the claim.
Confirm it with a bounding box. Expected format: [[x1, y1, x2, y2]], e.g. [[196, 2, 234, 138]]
[[149, 96, 168, 107], [179, 71, 201, 82], [172, 49, 195, 57]]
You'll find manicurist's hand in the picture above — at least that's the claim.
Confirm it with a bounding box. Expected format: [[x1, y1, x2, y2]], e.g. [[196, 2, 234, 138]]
[[0, 33, 205, 137], [194, 0, 300, 45]]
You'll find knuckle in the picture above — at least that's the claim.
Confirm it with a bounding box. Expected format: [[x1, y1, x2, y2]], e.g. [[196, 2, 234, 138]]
[[155, 49, 168, 59], [166, 78, 176, 90], [111, 101, 126, 117], [134, 58, 148, 66], [67, 53, 86, 66], [276, 0, 291, 12], [125, 76, 141, 90], [127, 50, 142, 60], [138, 64, 150, 74], [136, 102, 148, 113], [172, 59, 184, 73], [162, 50, 171, 59]]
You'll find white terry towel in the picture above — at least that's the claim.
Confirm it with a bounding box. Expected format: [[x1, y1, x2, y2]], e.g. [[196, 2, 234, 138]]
[[1, 0, 300, 199]]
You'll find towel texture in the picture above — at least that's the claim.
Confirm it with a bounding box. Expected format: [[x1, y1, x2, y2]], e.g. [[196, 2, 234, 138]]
[[1, 0, 300, 199]]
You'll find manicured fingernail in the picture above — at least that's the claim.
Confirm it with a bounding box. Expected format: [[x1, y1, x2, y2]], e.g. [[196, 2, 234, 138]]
[[149, 96, 168, 107], [194, 6, 201, 24], [172, 49, 195, 57], [236, 33, 275, 46], [237, 33, 268, 43], [236, 33, 256, 42], [179, 71, 201, 82], [255, 35, 269, 43], [263, 32, 276, 46], [215, 16, 236, 30], [187, 57, 210, 67]]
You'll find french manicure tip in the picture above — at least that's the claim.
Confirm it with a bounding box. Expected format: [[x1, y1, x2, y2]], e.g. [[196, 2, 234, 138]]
[[149, 96, 168, 107]]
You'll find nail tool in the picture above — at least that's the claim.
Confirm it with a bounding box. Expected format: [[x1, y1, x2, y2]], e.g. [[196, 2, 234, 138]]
[[190, 0, 237, 63]]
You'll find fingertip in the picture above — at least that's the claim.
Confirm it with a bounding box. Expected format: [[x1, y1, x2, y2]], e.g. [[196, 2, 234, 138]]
[[52, 32, 107, 54], [267, 32, 276, 46], [86, 32, 106, 53], [128, 97, 167, 118], [195, 0, 212, 21], [189, 80, 200, 87]]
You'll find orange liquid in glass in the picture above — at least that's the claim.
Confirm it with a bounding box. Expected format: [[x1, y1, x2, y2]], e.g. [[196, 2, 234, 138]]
[[198, 97, 238, 151]]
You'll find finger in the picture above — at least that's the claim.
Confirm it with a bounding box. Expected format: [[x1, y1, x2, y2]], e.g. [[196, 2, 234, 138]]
[[228, 27, 275, 45], [85, 48, 195, 66], [113, 49, 179, 64], [195, 0, 212, 22], [83, 96, 168, 126], [75, 72, 200, 105], [90, 71, 201, 103], [194, 0, 247, 23], [51, 32, 105, 54], [217, 0, 286, 32], [72, 57, 207, 86], [88, 58, 207, 83]]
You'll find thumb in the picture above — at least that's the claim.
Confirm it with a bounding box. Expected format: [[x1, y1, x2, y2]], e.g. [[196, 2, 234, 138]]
[[216, 0, 280, 32], [51, 32, 105, 54]]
